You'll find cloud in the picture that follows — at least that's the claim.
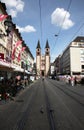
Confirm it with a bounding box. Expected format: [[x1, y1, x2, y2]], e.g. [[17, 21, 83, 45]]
[[1, 0, 24, 17], [51, 8, 74, 30], [9, 9, 17, 17], [16, 25, 36, 33]]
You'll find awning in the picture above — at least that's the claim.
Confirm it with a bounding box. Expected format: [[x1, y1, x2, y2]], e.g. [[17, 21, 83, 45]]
[[14, 67, 24, 72], [0, 60, 13, 71], [0, 60, 11, 67]]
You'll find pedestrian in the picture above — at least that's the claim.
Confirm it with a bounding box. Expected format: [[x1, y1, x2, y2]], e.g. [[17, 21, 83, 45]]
[[71, 76, 74, 87], [68, 77, 71, 84], [74, 76, 77, 85]]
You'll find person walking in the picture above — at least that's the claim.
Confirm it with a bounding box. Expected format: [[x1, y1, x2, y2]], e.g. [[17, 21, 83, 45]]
[[71, 76, 74, 87], [74, 76, 77, 85]]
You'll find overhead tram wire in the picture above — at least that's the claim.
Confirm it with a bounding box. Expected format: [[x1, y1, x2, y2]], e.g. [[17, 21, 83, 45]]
[[69, 22, 84, 43], [51, 0, 72, 58], [60, 13, 84, 52], [70, 11, 84, 40], [39, 0, 43, 53], [51, 0, 72, 53], [62, 22, 84, 54]]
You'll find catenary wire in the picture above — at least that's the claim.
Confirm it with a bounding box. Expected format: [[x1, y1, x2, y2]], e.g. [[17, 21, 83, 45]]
[[58, 19, 84, 56], [69, 22, 84, 42], [51, 0, 72, 58], [39, 0, 43, 53]]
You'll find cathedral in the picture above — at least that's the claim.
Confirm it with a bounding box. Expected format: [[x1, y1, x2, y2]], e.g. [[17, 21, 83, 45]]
[[36, 40, 50, 77]]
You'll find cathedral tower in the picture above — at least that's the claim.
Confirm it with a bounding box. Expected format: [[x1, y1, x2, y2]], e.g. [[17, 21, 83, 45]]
[[36, 40, 50, 77], [36, 40, 41, 76], [45, 40, 50, 75]]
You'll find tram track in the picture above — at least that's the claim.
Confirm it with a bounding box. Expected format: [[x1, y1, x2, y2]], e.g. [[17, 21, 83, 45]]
[[13, 79, 52, 130], [54, 80, 84, 98], [12, 82, 40, 130], [0, 78, 84, 130], [42, 80, 56, 130], [47, 79, 84, 107], [44, 78, 84, 129]]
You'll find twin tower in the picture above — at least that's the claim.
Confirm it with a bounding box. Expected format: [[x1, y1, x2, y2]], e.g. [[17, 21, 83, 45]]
[[36, 40, 50, 77]]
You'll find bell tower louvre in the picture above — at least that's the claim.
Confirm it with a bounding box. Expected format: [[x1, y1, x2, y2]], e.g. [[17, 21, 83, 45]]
[[36, 40, 50, 77]]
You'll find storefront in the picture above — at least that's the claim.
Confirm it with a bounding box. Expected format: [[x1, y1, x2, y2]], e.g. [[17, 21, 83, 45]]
[[0, 60, 14, 80]]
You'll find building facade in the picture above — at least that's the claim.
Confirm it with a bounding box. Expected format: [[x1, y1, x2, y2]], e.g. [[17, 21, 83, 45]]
[[54, 36, 84, 76], [0, 1, 34, 80], [36, 40, 50, 77]]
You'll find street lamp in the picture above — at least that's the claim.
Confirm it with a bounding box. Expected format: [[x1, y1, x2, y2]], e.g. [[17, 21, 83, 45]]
[[0, 15, 13, 37]]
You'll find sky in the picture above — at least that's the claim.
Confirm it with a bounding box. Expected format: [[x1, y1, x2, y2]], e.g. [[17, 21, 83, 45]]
[[1, 0, 84, 62]]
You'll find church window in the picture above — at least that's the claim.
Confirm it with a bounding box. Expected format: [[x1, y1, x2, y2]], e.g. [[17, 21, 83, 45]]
[[46, 52, 49, 55], [37, 52, 40, 55]]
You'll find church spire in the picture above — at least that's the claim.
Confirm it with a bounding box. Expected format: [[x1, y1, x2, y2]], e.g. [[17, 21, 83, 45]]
[[36, 40, 41, 49], [45, 40, 50, 48]]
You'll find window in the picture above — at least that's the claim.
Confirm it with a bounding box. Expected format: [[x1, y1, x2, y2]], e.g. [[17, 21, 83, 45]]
[[73, 42, 77, 45], [80, 49, 84, 55], [80, 57, 84, 62], [78, 43, 84, 47], [81, 65, 84, 69], [80, 39, 84, 42], [37, 52, 40, 55], [46, 52, 49, 55]]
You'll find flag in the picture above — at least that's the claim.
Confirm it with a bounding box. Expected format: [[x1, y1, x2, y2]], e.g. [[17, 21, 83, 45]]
[[11, 48, 16, 60], [0, 14, 8, 21], [21, 47, 26, 51], [15, 40, 22, 48], [12, 40, 22, 60], [17, 47, 26, 62], [17, 52, 21, 62]]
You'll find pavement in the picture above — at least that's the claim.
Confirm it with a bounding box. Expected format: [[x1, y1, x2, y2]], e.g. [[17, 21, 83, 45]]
[[0, 81, 34, 106]]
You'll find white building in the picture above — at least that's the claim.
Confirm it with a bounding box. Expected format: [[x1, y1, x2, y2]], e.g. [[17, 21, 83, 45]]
[[60, 36, 84, 76]]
